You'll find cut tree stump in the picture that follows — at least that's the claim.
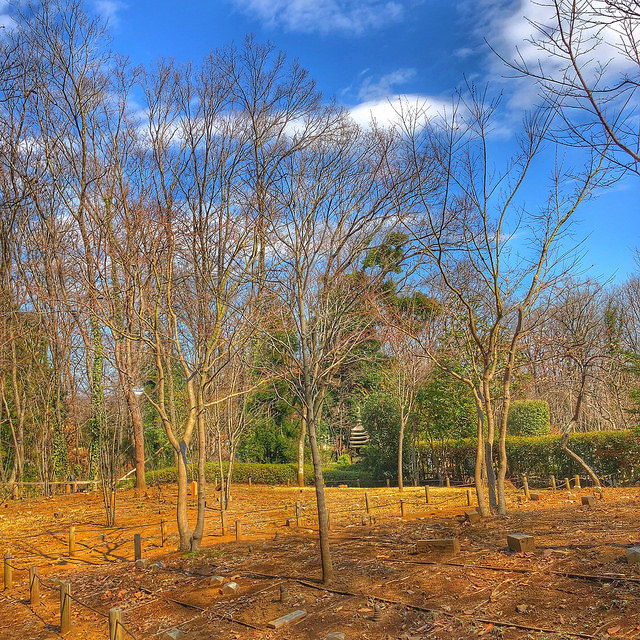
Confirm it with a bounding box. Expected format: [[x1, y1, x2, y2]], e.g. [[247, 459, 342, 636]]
[[507, 533, 535, 553]]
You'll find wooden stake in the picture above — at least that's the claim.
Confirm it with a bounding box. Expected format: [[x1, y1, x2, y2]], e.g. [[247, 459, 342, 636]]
[[235, 521, 242, 541], [522, 475, 530, 499], [424, 485, 430, 504], [248, 477, 252, 488], [564, 477, 571, 490], [69, 526, 76, 557], [191, 481, 198, 499], [466, 488, 472, 506], [29, 566, 39, 605], [386, 478, 390, 488], [551, 475, 557, 491], [400, 499, 405, 517], [574, 475, 581, 489], [221, 510, 227, 536], [365, 492, 370, 514], [109, 608, 123, 640], [160, 519, 166, 547], [134, 533, 141, 561], [60, 582, 71, 634], [3, 551, 12, 589], [445, 477, 451, 488], [295, 501, 301, 526]]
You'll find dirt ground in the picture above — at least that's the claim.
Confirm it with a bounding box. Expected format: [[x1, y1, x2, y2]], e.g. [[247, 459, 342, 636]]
[[0, 481, 639, 640]]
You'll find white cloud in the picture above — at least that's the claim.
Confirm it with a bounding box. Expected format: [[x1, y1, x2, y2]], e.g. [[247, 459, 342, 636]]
[[230, 0, 406, 35], [93, 0, 125, 26], [349, 93, 447, 129], [357, 68, 416, 101]]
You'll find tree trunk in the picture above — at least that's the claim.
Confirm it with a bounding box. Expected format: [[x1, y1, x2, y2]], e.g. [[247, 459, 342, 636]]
[[561, 427, 602, 487], [124, 387, 145, 492], [473, 400, 489, 516], [398, 412, 406, 493], [297, 406, 307, 487], [306, 403, 333, 584], [176, 444, 192, 550]]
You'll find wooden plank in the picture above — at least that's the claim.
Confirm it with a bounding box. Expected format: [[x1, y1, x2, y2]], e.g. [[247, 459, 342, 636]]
[[267, 610, 307, 628], [416, 538, 460, 554]]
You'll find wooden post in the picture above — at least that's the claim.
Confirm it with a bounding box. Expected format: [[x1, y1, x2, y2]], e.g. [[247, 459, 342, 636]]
[[3, 551, 12, 589], [235, 521, 242, 541], [29, 566, 39, 605], [356, 478, 360, 488], [60, 582, 71, 634], [386, 478, 390, 488], [295, 501, 301, 526], [365, 492, 370, 514], [574, 474, 581, 489], [69, 526, 76, 557], [551, 475, 557, 492], [565, 477, 571, 490], [287, 478, 290, 487], [424, 485, 430, 504], [400, 499, 405, 517], [191, 481, 197, 499], [466, 488, 472, 506], [65, 483, 71, 494], [445, 477, 450, 488], [134, 533, 141, 561], [160, 519, 166, 547], [522, 475, 530, 499], [248, 477, 252, 488], [109, 608, 123, 640]]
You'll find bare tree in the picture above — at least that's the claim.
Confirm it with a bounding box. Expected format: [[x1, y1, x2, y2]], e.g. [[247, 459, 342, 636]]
[[501, 0, 639, 175], [399, 87, 609, 515]]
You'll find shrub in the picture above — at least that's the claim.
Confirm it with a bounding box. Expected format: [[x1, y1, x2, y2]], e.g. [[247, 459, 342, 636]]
[[507, 400, 550, 436], [146, 460, 377, 487], [417, 430, 640, 483]]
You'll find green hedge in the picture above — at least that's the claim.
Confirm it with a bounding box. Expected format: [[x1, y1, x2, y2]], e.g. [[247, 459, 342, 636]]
[[507, 400, 550, 436], [417, 430, 640, 483], [146, 461, 376, 487]]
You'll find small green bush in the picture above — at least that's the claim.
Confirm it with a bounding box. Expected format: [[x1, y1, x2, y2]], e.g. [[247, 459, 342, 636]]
[[507, 400, 550, 436]]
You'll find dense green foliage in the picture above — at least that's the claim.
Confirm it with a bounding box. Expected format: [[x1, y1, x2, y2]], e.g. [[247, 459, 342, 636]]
[[417, 430, 640, 483], [145, 461, 375, 486], [507, 400, 551, 436]]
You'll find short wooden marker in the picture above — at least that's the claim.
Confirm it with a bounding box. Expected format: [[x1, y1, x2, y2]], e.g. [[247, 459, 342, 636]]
[[235, 521, 242, 541], [248, 477, 252, 488], [581, 495, 595, 507], [400, 499, 405, 517], [60, 582, 71, 634], [466, 488, 472, 506], [365, 492, 370, 514], [109, 607, 123, 640], [69, 526, 76, 557], [267, 610, 307, 628], [134, 533, 142, 561], [3, 551, 12, 589], [445, 477, 451, 488], [295, 501, 301, 526], [574, 475, 581, 489], [507, 533, 535, 553], [551, 475, 557, 491], [464, 509, 480, 523], [29, 566, 39, 605], [416, 538, 460, 554], [191, 481, 198, 498], [386, 478, 390, 488], [424, 485, 430, 504], [522, 475, 530, 499], [221, 510, 227, 536], [564, 478, 571, 490]]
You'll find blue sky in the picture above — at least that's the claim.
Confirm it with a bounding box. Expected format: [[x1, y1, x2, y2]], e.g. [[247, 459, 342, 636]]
[[43, 1, 640, 279]]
